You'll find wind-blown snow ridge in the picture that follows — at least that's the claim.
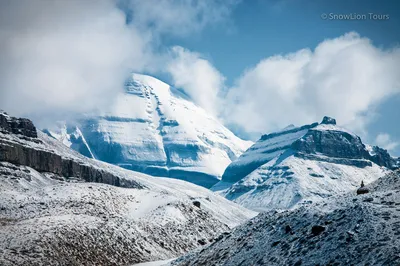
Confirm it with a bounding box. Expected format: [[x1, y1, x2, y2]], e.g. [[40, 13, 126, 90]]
[[47, 73, 252, 188]]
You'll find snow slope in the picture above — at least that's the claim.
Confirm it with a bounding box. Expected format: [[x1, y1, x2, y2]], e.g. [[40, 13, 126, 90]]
[[173, 170, 400, 266], [220, 122, 318, 184], [47, 74, 252, 188], [0, 114, 255, 265], [213, 117, 396, 211]]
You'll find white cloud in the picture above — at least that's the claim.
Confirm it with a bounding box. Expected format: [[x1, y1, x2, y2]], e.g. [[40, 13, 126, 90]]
[[223, 32, 400, 135], [167, 46, 225, 116], [120, 0, 239, 37], [375, 133, 399, 151], [0, 0, 238, 126], [0, 0, 151, 126]]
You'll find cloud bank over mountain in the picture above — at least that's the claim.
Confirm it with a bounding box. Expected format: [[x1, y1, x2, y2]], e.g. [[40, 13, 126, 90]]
[[0, 0, 148, 124], [167, 46, 225, 116], [223, 32, 400, 136], [0, 0, 236, 125], [0, 1, 399, 150]]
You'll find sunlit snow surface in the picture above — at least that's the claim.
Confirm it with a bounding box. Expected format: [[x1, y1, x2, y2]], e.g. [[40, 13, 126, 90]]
[[172, 170, 400, 266], [214, 122, 390, 211], [47, 74, 252, 187], [0, 130, 255, 265]]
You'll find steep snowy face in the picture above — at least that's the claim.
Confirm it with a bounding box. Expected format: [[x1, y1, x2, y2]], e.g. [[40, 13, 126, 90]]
[[46, 74, 252, 188], [214, 117, 397, 211], [221, 122, 318, 183]]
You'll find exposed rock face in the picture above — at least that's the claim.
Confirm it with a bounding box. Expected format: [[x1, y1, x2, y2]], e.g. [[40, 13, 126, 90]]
[[369, 146, 399, 170], [291, 128, 369, 160], [0, 113, 142, 189], [0, 112, 37, 138], [213, 116, 397, 211], [292, 128, 398, 170], [0, 161, 254, 266], [0, 112, 256, 266], [321, 116, 336, 125], [0, 140, 142, 188]]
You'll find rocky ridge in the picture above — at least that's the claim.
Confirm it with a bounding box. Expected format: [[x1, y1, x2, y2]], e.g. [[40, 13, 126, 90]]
[[213, 117, 398, 211], [0, 112, 142, 189], [0, 113, 255, 266]]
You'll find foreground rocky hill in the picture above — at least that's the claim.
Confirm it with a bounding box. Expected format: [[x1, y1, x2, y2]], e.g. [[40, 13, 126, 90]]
[[213, 116, 398, 211], [173, 170, 400, 266], [0, 112, 255, 266]]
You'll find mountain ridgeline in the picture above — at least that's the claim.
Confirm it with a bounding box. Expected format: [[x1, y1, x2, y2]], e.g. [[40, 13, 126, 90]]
[[1, 76, 400, 266], [0, 111, 255, 265], [213, 116, 399, 211], [45, 74, 251, 188]]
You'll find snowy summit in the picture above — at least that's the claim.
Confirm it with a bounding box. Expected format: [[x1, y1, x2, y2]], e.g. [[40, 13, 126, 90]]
[[46, 74, 252, 188], [213, 116, 398, 211]]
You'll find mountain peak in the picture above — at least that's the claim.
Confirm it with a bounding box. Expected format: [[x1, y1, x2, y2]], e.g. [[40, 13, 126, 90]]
[[47, 74, 252, 188], [321, 116, 337, 125], [215, 117, 396, 211]]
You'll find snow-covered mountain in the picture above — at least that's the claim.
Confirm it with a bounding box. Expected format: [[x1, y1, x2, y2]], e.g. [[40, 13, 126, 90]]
[[173, 170, 400, 266], [0, 112, 255, 265], [213, 116, 398, 211], [46, 74, 252, 188]]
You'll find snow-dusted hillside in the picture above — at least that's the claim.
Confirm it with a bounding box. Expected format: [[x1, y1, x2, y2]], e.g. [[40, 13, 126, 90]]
[[213, 117, 397, 211], [0, 112, 255, 265], [173, 170, 400, 266], [46, 74, 252, 188]]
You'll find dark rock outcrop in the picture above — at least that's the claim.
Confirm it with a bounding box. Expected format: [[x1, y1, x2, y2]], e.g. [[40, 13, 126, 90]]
[[291, 129, 369, 160], [311, 225, 325, 236], [0, 138, 143, 188], [0, 113, 143, 189], [292, 128, 398, 170], [0, 112, 37, 138], [193, 201, 201, 208], [369, 146, 398, 170], [321, 116, 336, 125]]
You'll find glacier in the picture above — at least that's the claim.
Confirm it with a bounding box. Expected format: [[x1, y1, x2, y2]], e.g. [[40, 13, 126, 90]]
[[46, 74, 252, 188]]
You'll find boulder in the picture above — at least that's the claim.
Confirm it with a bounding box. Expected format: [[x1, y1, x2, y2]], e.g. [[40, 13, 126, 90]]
[[193, 201, 201, 208], [357, 187, 369, 195], [311, 225, 325, 236]]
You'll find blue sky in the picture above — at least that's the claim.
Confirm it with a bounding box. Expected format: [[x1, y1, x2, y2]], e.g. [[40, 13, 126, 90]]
[[1, 0, 399, 155], [157, 0, 400, 155], [162, 0, 400, 85]]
